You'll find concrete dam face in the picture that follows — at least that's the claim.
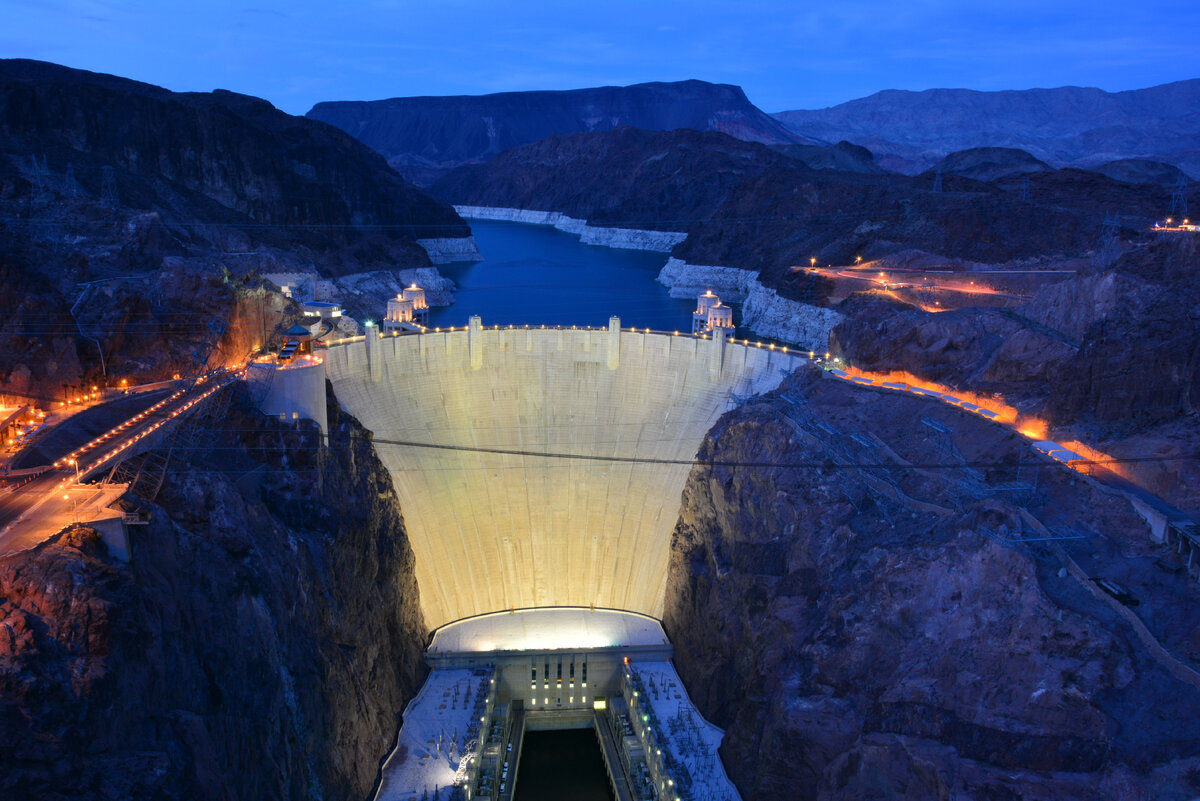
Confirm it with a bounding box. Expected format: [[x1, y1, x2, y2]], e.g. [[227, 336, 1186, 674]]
[[326, 319, 800, 629]]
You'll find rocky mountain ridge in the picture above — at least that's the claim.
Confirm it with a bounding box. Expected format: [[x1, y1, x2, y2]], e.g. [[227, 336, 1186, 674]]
[[0, 59, 470, 403], [929, 146, 1051, 182], [307, 79, 809, 184], [773, 79, 1200, 176], [431, 126, 1184, 290]]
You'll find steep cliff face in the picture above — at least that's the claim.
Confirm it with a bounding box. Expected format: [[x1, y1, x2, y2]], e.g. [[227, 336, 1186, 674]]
[[1045, 236, 1200, 429], [663, 367, 1200, 800], [0, 59, 469, 257], [0, 58, 472, 402], [0, 387, 428, 800], [307, 79, 806, 183]]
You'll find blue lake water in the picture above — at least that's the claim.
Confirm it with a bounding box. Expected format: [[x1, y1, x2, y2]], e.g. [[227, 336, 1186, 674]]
[[428, 220, 698, 331]]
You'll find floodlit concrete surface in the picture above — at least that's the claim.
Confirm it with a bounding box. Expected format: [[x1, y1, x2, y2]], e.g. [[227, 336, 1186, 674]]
[[429, 608, 668, 654], [326, 322, 800, 628], [246, 359, 328, 434]]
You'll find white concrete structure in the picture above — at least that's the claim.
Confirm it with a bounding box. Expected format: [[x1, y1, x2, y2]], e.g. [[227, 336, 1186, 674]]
[[623, 660, 740, 801], [401, 284, 429, 325], [246, 357, 328, 435], [402, 284, 428, 310], [384, 296, 416, 333], [707, 302, 734, 330], [692, 289, 720, 333], [325, 317, 802, 628]]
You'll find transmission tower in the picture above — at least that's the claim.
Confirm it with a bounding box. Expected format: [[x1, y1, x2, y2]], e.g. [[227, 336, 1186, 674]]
[[29, 155, 47, 200], [1098, 212, 1120, 263], [932, 170, 943, 193], [100, 166, 119, 207], [1168, 172, 1188, 217], [1019, 177, 1031, 202]]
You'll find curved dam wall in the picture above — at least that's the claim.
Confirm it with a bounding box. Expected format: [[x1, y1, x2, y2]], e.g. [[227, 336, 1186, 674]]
[[325, 319, 800, 629]]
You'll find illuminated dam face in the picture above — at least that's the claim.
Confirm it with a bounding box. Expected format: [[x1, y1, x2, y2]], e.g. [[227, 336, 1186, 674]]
[[325, 318, 799, 629]]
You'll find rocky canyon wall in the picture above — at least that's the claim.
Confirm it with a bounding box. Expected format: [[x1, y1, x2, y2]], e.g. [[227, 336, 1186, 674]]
[[663, 366, 1200, 800], [0, 387, 428, 801]]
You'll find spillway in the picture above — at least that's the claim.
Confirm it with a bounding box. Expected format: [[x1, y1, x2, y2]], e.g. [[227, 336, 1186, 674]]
[[325, 317, 800, 628]]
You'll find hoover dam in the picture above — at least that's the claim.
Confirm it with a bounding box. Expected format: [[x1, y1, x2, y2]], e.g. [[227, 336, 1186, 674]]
[[323, 317, 802, 629], [264, 317, 803, 800]]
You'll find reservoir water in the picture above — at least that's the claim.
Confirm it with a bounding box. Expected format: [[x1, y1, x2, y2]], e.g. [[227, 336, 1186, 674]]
[[429, 220, 697, 331]]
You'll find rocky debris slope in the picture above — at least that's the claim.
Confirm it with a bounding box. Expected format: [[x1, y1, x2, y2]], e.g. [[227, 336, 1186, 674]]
[[663, 366, 1200, 800], [773, 79, 1200, 176], [307, 79, 806, 184], [0, 386, 428, 800]]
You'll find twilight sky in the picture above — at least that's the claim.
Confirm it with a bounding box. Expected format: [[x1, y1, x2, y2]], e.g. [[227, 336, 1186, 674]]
[[3, 0, 1198, 115]]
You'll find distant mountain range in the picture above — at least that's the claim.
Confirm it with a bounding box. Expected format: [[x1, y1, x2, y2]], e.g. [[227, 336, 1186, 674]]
[[431, 127, 1178, 280], [307, 80, 810, 184], [772, 80, 1200, 176]]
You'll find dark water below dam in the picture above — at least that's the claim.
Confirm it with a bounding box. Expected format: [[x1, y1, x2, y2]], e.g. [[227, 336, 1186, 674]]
[[513, 728, 614, 801], [429, 220, 698, 331]]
